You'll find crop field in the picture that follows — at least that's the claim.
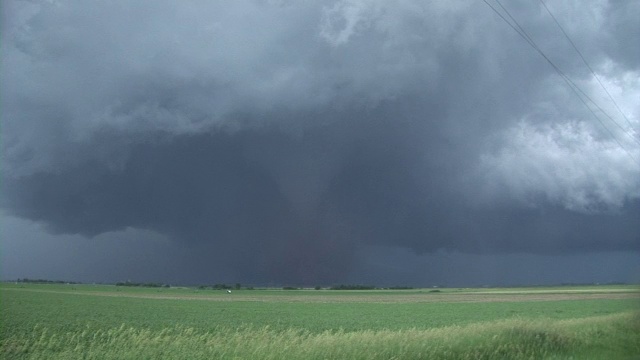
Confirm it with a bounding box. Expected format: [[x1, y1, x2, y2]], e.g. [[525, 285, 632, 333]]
[[1, 283, 639, 359]]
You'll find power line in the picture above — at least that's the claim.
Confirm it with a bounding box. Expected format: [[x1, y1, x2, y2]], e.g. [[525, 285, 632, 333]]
[[482, 0, 639, 165], [489, 0, 638, 149], [495, 0, 537, 49], [565, 73, 640, 148], [528, 1, 640, 148], [539, 0, 637, 132]]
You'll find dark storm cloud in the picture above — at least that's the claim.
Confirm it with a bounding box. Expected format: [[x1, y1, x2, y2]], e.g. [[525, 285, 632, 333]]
[[2, 0, 639, 284], [603, 0, 640, 70]]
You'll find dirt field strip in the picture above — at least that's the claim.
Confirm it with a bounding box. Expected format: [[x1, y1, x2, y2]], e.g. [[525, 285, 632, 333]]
[[4, 287, 638, 303]]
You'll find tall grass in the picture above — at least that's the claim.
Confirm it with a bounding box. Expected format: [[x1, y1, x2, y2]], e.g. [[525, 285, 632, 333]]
[[3, 312, 638, 359]]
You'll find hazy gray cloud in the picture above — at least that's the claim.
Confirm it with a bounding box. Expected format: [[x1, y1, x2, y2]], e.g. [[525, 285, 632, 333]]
[[2, 0, 639, 284]]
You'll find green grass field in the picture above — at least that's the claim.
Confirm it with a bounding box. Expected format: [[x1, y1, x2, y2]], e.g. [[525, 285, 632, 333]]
[[1, 283, 639, 359]]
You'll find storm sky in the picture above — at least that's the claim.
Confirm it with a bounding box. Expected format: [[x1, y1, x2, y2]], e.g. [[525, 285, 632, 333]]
[[2, 0, 639, 286]]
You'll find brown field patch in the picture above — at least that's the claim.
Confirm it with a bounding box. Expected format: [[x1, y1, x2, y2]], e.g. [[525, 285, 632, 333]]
[[5, 287, 639, 304]]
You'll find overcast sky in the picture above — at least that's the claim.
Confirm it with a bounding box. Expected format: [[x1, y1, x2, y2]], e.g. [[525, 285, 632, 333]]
[[2, 0, 639, 287]]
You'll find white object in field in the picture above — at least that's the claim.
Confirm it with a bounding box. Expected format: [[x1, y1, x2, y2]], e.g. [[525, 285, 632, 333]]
[[227, 290, 232, 294]]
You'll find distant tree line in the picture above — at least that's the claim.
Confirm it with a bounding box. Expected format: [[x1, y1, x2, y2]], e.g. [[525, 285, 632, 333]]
[[198, 283, 245, 290], [329, 284, 377, 290], [386, 286, 415, 290], [16, 278, 80, 284], [559, 282, 627, 286], [327, 285, 415, 290], [115, 281, 169, 288]]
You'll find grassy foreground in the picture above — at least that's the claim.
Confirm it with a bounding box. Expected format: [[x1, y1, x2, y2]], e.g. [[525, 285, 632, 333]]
[[3, 313, 639, 359], [1, 284, 639, 359]]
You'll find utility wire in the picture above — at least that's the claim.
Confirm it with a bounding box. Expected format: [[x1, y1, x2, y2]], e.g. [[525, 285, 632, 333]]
[[495, 0, 537, 48], [491, 0, 638, 149], [493, 0, 640, 156], [483, 0, 639, 165], [527, 1, 640, 148], [566, 74, 640, 147], [539, 0, 637, 132]]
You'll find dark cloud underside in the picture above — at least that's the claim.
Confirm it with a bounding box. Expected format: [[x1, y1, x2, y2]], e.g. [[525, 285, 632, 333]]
[[2, 0, 639, 284]]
